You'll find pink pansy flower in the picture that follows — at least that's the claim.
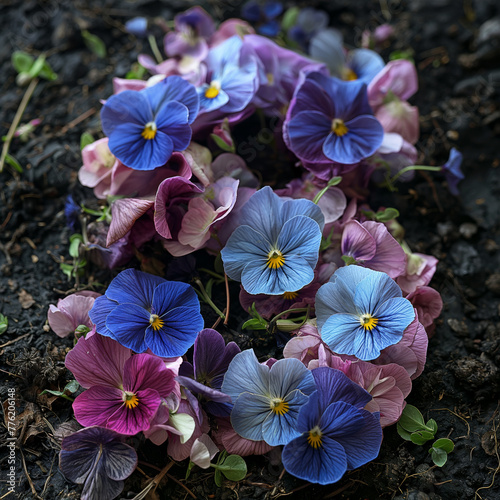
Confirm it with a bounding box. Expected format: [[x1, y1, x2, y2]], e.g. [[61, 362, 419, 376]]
[[78, 138, 117, 199], [397, 251, 438, 294], [368, 59, 418, 108], [190, 434, 220, 469], [210, 18, 255, 47], [406, 286, 443, 336], [282, 324, 329, 367], [183, 142, 214, 187], [213, 417, 273, 457], [167, 393, 210, 461], [157, 177, 239, 257], [368, 59, 420, 145], [341, 220, 407, 278], [137, 54, 208, 86], [345, 361, 412, 427], [65, 333, 177, 435], [276, 174, 347, 224], [374, 314, 428, 380], [47, 291, 100, 338]]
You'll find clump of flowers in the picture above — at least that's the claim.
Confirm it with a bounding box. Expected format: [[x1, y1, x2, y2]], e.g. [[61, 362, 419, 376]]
[[51, 3, 462, 499]]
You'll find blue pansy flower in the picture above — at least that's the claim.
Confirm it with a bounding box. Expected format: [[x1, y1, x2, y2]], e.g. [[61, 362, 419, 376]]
[[221, 349, 316, 446], [284, 71, 384, 165], [441, 147, 464, 196], [89, 269, 204, 357], [221, 186, 325, 295], [198, 36, 258, 115], [315, 265, 415, 360], [101, 76, 199, 171], [64, 195, 81, 232], [242, 1, 283, 37], [309, 28, 385, 84], [282, 367, 382, 485]]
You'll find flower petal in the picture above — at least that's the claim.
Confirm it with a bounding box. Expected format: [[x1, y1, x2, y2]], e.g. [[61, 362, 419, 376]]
[[230, 391, 270, 441], [106, 303, 150, 353]]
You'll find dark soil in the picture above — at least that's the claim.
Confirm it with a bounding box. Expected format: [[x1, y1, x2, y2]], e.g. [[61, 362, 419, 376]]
[[1, 0, 500, 499]]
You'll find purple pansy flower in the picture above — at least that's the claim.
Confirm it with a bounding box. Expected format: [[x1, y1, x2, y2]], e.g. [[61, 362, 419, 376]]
[[283, 72, 384, 165], [441, 147, 464, 196], [100, 76, 199, 171], [66, 333, 177, 435], [287, 7, 329, 50], [281, 367, 382, 485], [59, 426, 138, 500], [177, 329, 241, 416], [164, 6, 215, 61]]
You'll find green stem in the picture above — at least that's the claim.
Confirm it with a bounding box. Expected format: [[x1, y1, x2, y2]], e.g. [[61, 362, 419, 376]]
[[0, 78, 39, 173], [194, 278, 225, 320], [390, 165, 441, 184], [270, 307, 309, 323], [148, 34, 163, 64], [313, 176, 342, 204]]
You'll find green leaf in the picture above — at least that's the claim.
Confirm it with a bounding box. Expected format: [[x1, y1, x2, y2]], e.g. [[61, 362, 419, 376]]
[[281, 7, 299, 30], [0, 314, 8, 335], [60, 262, 74, 279], [432, 438, 454, 453], [185, 461, 195, 480], [214, 253, 224, 275], [12, 51, 34, 73], [430, 447, 448, 467], [69, 234, 83, 258], [210, 133, 235, 153], [5, 153, 23, 173], [341, 255, 357, 266], [39, 61, 58, 81], [80, 132, 95, 150], [398, 404, 426, 432], [389, 50, 415, 63], [375, 207, 400, 222], [426, 418, 438, 435], [214, 468, 223, 487], [28, 54, 46, 78], [410, 430, 435, 445], [242, 318, 268, 331], [214, 454, 247, 482], [126, 62, 146, 80], [40, 380, 80, 398], [82, 30, 107, 58], [397, 421, 413, 441]]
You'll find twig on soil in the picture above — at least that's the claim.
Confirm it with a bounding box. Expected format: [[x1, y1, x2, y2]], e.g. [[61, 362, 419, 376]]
[[475, 408, 500, 499], [165, 473, 197, 499], [40, 452, 57, 497], [430, 407, 471, 439], [0, 78, 39, 173], [322, 480, 355, 498], [57, 107, 96, 136], [131, 460, 175, 500], [20, 448, 42, 499], [0, 368, 22, 379], [0, 332, 31, 349]]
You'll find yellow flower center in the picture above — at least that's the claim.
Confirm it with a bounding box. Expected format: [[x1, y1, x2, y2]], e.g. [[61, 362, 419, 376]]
[[270, 398, 289, 416], [307, 426, 323, 449], [141, 121, 157, 140], [123, 392, 139, 409], [266, 72, 275, 85], [205, 80, 221, 99], [149, 314, 164, 331], [331, 118, 348, 137], [267, 249, 285, 269], [282, 291, 299, 300], [342, 67, 358, 81], [360, 314, 378, 331]]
